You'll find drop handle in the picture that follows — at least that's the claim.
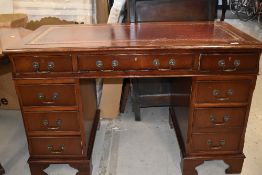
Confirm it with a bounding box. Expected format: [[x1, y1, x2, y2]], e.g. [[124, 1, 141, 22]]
[[37, 92, 59, 104], [47, 144, 65, 154], [207, 139, 225, 150], [210, 115, 231, 126], [42, 119, 62, 130], [218, 59, 240, 72]]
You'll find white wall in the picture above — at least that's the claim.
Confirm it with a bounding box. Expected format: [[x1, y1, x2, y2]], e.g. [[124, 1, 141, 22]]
[[0, 0, 95, 24], [0, 0, 13, 13]]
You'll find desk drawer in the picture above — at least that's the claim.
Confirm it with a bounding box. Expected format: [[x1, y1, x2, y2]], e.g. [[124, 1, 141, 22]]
[[29, 137, 83, 157], [193, 108, 246, 132], [12, 55, 73, 73], [191, 132, 242, 153], [24, 111, 80, 133], [17, 84, 76, 106], [195, 80, 251, 104], [199, 53, 259, 73], [78, 54, 194, 71]]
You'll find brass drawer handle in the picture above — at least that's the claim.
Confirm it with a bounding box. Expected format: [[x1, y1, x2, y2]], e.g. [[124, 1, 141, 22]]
[[153, 59, 160, 67], [96, 60, 103, 68], [227, 89, 233, 96], [112, 60, 119, 68], [47, 61, 55, 71], [210, 115, 231, 126], [169, 59, 176, 66], [218, 59, 240, 72], [32, 62, 40, 72], [37, 92, 59, 104], [207, 139, 225, 150], [212, 89, 233, 101], [47, 144, 65, 154], [32, 61, 55, 73], [42, 119, 62, 130], [218, 59, 226, 67]]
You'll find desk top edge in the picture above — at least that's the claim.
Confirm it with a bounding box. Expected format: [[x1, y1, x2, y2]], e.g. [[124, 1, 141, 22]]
[[4, 22, 262, 54]]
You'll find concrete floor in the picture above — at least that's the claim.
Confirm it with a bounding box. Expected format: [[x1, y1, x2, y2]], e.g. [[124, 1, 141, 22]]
[[0, 19, 262, 175]]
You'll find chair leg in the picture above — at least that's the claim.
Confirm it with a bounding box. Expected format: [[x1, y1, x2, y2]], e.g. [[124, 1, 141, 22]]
[[0, 164, 4, 175], [221, 0, 227, 21], [132, 101, 141, 121], [119, 78, 130, 113]]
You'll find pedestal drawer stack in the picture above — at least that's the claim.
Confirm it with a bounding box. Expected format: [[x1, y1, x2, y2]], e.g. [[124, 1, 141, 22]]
[[12, 55, 98, 175], [190, 77, 255, 154]]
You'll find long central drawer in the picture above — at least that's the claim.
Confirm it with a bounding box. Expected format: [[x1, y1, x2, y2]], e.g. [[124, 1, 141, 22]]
[[78, 54, 195, 71]]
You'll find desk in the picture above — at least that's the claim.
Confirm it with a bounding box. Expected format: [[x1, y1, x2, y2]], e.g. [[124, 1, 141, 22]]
[[4, 22, 262, 175]]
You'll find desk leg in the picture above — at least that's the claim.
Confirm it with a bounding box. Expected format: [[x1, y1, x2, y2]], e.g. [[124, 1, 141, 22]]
[[28, 159, 91, 175], [224, 158, 244, 174], [181, 158, 204, 175], [29, 163, 48, 175], [180, 155, 245, 175], [0, 164, 4, 175]]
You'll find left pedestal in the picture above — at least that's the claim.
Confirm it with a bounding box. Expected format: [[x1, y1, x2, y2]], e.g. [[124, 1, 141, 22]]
[[14, 78, 98, 175]]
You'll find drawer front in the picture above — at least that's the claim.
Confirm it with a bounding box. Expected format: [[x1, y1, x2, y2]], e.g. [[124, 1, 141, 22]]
[[199, 53, 259, 72], [193, 108, 246, 131], [78, 54, 194, 71], [13, 55, 73, 73], [29, 137, 83, 156], [17, 84, 76, 106], [191, 132, 242, 153], [195, 80, 251, 104], [24, 111, 80, 133]]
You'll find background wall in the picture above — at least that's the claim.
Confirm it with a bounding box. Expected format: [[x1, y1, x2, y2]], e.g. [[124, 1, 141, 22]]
[[0, 0, 13, 13], [0, 0, 96, 24]]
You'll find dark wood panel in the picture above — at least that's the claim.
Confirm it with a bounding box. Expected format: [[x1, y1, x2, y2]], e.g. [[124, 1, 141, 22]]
[[13, 55, 73, 73], [29, 137, 83, 157], [78, 53, 195, 71], [24, 111, 80, 134], [195, 80, 252, 104], [17, 84, 77, 107], [135, 0, 217, 22], [199, 53, 260, 73], [191, 131, 242, 154], [193, 107, 246, 132]]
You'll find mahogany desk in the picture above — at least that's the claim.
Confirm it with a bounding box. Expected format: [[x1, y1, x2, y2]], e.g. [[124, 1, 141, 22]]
[[4, 22, 262, 175]]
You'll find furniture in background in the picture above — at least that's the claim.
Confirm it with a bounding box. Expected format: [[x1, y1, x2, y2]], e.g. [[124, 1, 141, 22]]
[[127, 0, 217, 23], [220, 0, 228, 21], [0, 164, 4, 175], [124, 0, 217, 121], [0, 55, 6, 175], [4, 22, 262, 175]]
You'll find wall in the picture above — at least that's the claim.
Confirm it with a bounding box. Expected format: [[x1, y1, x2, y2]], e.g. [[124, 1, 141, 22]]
[[0, 0, 13, 13], [0, 0, 95, 24]]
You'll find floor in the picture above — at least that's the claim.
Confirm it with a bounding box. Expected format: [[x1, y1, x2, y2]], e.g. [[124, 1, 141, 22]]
[[0, 18, 262, 175]]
